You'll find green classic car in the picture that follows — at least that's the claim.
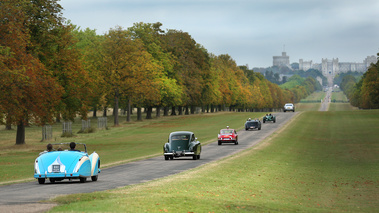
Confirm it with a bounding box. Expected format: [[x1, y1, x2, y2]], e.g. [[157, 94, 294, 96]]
[[163, 131, 201, 160], [263, 114, 276, 123]]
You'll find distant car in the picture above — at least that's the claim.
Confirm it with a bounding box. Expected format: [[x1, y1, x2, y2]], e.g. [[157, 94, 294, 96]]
[[34, 143, 100, 184], [245, 119, 261, 131], [163, 131, 201, 160], [263, 114, 276, 123], [284, 103, 295, 112], [218, 128, 238, 145]]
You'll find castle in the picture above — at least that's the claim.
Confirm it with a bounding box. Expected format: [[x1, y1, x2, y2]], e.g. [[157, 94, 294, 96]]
[[273, 52, 377, 77]]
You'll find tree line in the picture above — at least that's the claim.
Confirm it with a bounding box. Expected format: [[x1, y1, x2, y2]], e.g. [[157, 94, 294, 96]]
[[0, 0, 320, 144], [339, 53, 379, 109]]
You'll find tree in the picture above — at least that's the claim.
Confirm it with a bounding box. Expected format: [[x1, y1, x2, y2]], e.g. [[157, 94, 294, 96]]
[[163, 30, 210, 112], [0, 0, 63, 144], [25, 0, 92, 122], [127, 22, 182, 119], [360, 63, 379, 109], [72, 27, 107, 118], [102, 26, 162, 125]]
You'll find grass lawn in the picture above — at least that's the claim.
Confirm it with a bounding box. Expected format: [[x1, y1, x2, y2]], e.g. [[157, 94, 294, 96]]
[[300, 91, 326, 102], [0, 111, 267, 184], [50, 110, 379, 212]]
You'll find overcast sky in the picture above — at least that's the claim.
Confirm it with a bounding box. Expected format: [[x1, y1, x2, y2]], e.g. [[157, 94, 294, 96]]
[[60, 0, 379, 68]]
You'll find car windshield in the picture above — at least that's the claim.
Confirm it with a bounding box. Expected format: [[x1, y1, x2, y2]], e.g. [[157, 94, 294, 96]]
[[48, 143, 86, 152], [171, 134, 190, 142], [247, 121, 258, 125], [220, 130, 233, 134]]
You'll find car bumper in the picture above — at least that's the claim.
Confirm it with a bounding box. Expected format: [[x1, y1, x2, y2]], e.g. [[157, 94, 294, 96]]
[[164, 151, 195, 157], [34, 172, 87, 179], [218, 139, 237, 143]]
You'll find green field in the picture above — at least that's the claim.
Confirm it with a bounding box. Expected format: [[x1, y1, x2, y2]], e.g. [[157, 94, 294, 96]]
[[49, 109, 379, 212]]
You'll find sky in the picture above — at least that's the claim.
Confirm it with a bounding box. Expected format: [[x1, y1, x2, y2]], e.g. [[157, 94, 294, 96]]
[[60, 0, 379, 68]]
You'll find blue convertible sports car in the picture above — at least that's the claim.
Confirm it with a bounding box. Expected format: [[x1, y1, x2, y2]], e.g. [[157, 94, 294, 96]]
[[34, 142, 100, 184]]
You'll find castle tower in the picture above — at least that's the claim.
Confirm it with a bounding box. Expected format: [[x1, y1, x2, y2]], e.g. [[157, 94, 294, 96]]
[[273, 52, 290, 67]]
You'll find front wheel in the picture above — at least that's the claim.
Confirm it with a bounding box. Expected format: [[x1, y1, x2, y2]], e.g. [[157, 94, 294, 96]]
[[193, 155, 197, 160], [164, 155, 169, 160], [91, 175, 98, 181]]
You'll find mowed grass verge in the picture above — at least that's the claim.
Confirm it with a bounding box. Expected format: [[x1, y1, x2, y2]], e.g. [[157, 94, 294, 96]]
[[0, 111, 266, 184], [51, 110, 379, 212]]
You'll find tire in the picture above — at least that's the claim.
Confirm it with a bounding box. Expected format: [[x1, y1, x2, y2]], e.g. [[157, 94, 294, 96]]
[[235, 141, 238, 145], [49, 178, 55, 183], [91, 175, 98, 181], [263, 120, 265, 123], [193, 155, 197, 160], [38, 178, 45, 184], [218, 141, 221, 145], [258, 127, 261, 130], [79, 177, 87, 183], [170, 156, 173, 160], [164, 155, 169, 160], [274, 119, 276, 123]]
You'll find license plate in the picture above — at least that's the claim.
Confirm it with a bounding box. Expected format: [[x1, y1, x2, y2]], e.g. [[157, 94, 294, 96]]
[[52, 165, 60, 172]]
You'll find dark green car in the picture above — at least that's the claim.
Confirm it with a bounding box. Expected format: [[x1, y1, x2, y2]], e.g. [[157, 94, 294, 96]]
[[263, 114, 276, 123], [163, 131, 201, 160]]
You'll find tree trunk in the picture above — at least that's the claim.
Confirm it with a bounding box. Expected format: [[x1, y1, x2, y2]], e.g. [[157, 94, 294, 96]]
[[190, 106, 195, 114], [93, 106, 97, 118], [137, 107, 142, 121], [163, 107, 169, 116], [178, 106, 183, 115], [156, 106, 161, 118], [103, 107, 107, 117], [171, 106, 176, 116], [114, 92, 119, 126], [15, 121, 25, 145], [185, 106, 189, 115], [146, 107, 152, 119], [5, 115, 12, 130], [56, 113, 61, 123], [126, 98, 131, 122]]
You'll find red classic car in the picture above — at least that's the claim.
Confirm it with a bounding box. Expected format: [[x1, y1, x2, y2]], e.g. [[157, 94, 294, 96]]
[[218, 127, 238, 145]]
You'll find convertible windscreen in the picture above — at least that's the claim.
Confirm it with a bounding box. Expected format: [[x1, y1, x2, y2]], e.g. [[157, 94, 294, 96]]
[[220, 130, 233, 134]]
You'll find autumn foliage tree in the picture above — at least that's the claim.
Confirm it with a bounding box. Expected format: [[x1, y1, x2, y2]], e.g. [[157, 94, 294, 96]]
[[344, 53, 379, 109], [0, 0, 63, 144]]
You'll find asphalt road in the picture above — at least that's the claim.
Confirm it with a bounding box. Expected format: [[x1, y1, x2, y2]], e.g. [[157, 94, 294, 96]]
[[0, 112, 296, 209], [319, 87, 332, 111]]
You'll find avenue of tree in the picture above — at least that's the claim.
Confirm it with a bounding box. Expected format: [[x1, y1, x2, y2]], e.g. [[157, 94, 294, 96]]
[[339, 55, 379, 109], [1, 0, 331, 144]]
